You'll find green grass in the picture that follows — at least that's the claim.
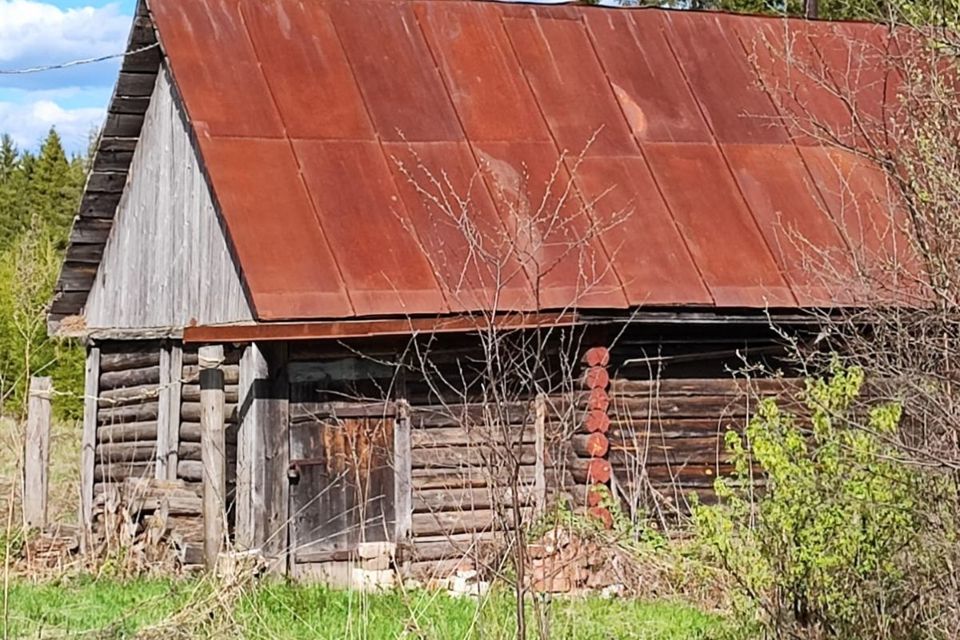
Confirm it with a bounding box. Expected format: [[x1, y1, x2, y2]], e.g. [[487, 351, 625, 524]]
[[1, 577, 726, 639], [2, 576, 196, 637]]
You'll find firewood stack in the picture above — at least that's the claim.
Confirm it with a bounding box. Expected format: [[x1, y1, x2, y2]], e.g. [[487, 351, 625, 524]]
[[93, 477, 204, 570], [582, 346, 613, 529]]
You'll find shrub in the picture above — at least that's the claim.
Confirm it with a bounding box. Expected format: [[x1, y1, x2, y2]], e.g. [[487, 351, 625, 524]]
[[693, 364, 955, 640]]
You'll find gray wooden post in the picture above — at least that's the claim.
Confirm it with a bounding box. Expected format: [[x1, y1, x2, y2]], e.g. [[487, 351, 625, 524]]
[[394, 400, 412, 544], [23, 376, 52, 530], [80, 349, 100, 548], [236, 343, 267, 550], [533, 393, 547, 514], [199, 345, 225, 571], [157, 344, 183, 481]]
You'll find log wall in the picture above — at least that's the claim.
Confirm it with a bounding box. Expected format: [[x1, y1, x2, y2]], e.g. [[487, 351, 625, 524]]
[[604, 377, 801, 513], [94, 342, 163, 491], [90, 340, 240, 550], [407, 402, 533, 567], [177, 345, 240, 493]]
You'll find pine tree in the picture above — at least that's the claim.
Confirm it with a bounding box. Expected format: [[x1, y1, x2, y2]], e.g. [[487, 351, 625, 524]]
[[28, 129, 83, 248], [0, 134, 29, 251]]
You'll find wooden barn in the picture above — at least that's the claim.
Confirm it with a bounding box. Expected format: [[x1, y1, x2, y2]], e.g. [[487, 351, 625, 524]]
[[48, 0, 912, 580]]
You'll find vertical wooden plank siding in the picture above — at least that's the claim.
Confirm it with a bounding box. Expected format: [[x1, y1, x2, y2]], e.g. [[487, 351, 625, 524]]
[[199, 345, 226, 570], [236, 343, 269, 550], [81, 347, 100, 542], [394, 400, 412, 544], [23, 377, 53, 529], [84, 66, 253, 330]]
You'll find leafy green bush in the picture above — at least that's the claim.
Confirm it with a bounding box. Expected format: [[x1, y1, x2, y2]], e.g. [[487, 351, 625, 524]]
[[0, 130, 85, 420], [694, 364, 954, 639]]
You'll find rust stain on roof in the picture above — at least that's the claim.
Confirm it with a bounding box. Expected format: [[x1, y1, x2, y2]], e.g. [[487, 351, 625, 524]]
[[145, 0, 913, 321]]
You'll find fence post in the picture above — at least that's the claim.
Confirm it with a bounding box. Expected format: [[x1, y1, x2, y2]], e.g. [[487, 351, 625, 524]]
[[80, 348, 100, 550], [23, 376, 52, 530], [199, 345, 225, 571]]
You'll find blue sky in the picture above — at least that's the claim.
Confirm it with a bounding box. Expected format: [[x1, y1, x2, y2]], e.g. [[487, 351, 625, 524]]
[[0, 0, 137, 154]]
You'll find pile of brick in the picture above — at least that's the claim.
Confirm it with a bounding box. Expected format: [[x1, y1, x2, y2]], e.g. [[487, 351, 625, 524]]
[[526, 527, 626, 595]]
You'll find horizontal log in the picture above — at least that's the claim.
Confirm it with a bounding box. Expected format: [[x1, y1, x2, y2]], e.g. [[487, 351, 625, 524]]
[[413, 487, 536, 513], [180, 385, 238, 403], [409, 403, 530, 428], [178, 423, 238, 444], [99, 383, 161, 407], [97, 442, 157, 463], [412, 446, 538, 470], [608, 419, 742, 439], [181, 401, 238, 422], [608, 396, 761, 419], [99, 366, 160, 391], [609, 444, 730, 468], [177, 464, 236, 486], [165, 516, 204, 543], [408, 532, 501, 563], [411, 425, 536, 449], [130, 494, 201, 517], [181, 364, 239, 384], [93, 461, 155, 482], [609, 377, 803, 397], [177, 460, 203, 482], [412, 509, 500, 538], [98, 402, 159, 425], [612, 463, 735, 487], [93, 482, 121, 497], [97, 421, 157, 443], [121, 477, 198, 496], [177, 442, 228, 462], [411, 466, 566, 491], [99, 350, 160, 372]]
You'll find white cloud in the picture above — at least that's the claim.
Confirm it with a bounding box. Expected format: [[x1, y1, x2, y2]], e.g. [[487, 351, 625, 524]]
[[0, 98, 102, 153], [0, 1, 131, 152], [0, 1, 129, 65]]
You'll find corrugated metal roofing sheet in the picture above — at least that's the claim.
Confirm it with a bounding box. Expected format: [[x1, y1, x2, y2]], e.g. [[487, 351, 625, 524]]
[[148, 0, 913, 321]]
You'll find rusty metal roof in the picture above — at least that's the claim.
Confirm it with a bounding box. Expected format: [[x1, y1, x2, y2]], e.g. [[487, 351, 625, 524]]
[[104, 0, 919, 323]]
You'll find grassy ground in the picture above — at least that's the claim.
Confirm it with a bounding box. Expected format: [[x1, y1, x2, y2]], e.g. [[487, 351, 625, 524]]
[[0, 416, 81, 527], [1, 577, 726, 639]]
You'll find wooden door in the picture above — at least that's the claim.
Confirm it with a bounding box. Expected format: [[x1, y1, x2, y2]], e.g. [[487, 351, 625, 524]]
[[288, 388, 396, 563]]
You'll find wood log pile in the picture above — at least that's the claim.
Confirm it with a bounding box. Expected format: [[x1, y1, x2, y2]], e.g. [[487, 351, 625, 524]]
[[92, 477, 204, 571], [21, 524, 81, 571]]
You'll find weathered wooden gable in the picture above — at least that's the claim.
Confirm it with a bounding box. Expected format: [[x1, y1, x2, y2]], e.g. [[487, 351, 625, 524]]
[[84, 66, 253, 331]]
